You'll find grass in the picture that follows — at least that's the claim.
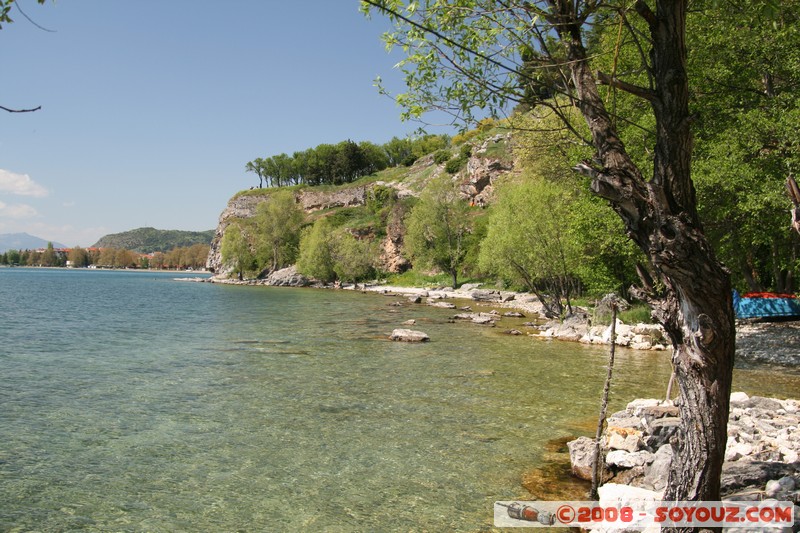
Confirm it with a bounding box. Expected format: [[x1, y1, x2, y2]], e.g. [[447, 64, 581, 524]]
[[375, 165, 412, 183], [593, 304, 654, 326], [233, 172, 395, 200], [477, 136, 513, 164]]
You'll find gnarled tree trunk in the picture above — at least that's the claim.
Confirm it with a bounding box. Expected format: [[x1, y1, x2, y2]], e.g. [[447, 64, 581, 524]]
[[554, 0, 736, 510]]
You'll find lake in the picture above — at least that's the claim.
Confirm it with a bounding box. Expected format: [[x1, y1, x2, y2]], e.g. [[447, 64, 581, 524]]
[[1, 268, 797, 531]]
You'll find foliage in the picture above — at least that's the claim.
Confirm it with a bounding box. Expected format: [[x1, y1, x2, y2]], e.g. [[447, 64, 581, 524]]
[[383, 269, 468, 288], [686, 0, 800, 292], [97, 248, 138, 269], [365, 185, 397, 215], [593, 304, 654, 326], [460, 209, 489, 281], [364, 0, 742, 503], [510, 110, 641, 297], [433, 149, 451, 164], [40, 242, 57, 267], [444, 144, 473, 175], [479, 178, 580, 317], [244, 134, 450, 189], [67, 247, 91, 268], [578, 0, 800, 293], [159, 243, 209, 269], [0, 0, 47, 29], [91, 227, 214, 254], [444, 157, 465, 175], [252, 190, 304, 273], [297, 219, 336, 282], [297, 218, 377, 283], [403, 176, 475, 288], [331, 232, 376, 283], [220, 222, 254, 280]]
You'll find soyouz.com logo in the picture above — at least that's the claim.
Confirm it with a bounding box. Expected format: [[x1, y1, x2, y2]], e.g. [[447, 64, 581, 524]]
[[493, 500, 796, 528]]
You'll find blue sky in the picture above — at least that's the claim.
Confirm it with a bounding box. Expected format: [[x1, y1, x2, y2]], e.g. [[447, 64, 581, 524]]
[[0, 1, 450, 247]]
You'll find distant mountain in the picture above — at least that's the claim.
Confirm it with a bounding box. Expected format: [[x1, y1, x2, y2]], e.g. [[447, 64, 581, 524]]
[[0, 233, 67, 253], [91, 227, 215, 253]]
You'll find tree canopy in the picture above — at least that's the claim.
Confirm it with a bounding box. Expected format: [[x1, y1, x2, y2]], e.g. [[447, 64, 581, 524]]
[[244, 135, 450, 189], [403, 175, 475, 288], [479, 178, 580, 317]]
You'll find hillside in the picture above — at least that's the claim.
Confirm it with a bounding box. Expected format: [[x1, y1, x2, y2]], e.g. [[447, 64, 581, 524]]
[[92, 227, 215, 253], [206, 130, 514, 275], [0, 233, 67, 253]]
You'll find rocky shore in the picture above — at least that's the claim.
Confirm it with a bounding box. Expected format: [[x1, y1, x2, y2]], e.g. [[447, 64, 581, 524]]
[[355, 282, 800, 367], [568, 393, 800, 531]]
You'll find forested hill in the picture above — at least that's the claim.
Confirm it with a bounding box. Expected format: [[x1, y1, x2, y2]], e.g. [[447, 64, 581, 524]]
[[92, 227, 215, 253]]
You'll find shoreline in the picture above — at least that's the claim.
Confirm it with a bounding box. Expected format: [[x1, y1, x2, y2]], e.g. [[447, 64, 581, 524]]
[[205, 273, 800, 368], [1, 265, 212, 275]]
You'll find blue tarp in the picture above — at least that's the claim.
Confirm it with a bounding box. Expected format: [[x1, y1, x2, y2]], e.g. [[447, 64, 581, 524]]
[[732, 290, 800, 319]]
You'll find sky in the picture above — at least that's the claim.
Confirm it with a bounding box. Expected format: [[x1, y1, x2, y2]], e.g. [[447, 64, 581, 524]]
[[0, 0, 452, 247]]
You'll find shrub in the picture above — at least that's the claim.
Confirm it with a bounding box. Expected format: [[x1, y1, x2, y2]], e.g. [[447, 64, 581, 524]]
[[331, 233, 376, 283], [297, 219, 336, 282], [445, 157, 465, 174], [366, 185, 396, 214], [433, 149, 451, 164]]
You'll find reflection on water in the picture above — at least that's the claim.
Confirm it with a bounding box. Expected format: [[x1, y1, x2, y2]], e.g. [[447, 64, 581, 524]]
[[0, 269, 797, 531]]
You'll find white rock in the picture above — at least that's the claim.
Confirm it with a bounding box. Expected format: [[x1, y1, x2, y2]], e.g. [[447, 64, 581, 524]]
[[630, 341, 653, 351], [607, 432, 642, 453], [567, 436, 600, 481], [765, 477, 796, 500], [389, 329, 430, 342], [725, 439, 754, 461], [606, 449, 655, 468], [779, 447, 798, 463], [730, 391, 750, 404], [783, 399, 798, 413], [593, 483, 663, 533], [626, 399, 662, 416], [602, 319, 623, 342]]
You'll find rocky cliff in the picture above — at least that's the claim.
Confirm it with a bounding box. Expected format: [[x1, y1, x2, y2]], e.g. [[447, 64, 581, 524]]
[[206, 136, 515, 277], [205, 186, 376, 274]]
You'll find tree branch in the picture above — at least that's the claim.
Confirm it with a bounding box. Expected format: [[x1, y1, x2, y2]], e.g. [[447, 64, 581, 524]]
[[597, 70, 656, 102], [0, 104, 42, 113], [634, 0, 658, 29]]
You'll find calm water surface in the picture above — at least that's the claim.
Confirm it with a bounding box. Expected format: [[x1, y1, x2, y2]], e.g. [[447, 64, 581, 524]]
[[1, 268, 797, 531]]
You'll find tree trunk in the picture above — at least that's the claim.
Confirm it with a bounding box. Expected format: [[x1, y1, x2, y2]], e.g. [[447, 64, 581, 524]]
[[740, 256, 763, 292], [555, 0, 736, 510]]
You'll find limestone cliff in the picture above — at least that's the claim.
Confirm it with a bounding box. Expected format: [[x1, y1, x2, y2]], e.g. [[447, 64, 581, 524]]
[[207, 135, 515, 277], [206, 186, 374, 274], [206, 193, 270, 275]]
